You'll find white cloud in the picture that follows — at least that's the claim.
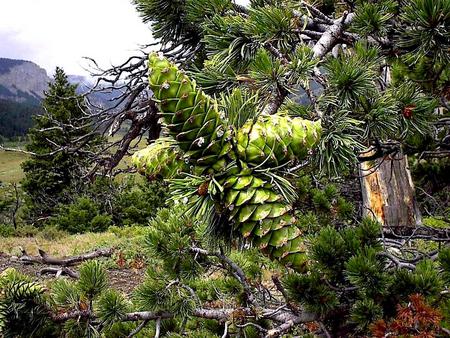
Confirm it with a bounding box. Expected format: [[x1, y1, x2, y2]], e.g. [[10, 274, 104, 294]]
[[0, 0, 251, 76], [0, 0, 152, 76]]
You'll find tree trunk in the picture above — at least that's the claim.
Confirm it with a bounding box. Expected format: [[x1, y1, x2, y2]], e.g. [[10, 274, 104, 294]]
[[359, 151, 422, 227]]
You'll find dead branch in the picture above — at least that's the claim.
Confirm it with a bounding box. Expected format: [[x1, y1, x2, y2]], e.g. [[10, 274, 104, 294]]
[[127, 319, 150, 338], [378, 252, 416, 270], [272, 275, 301, 315], [18, 248, 114, 267], [313, 12, 354, 58], [383, 225, 450, 242], [50, 306, 315, 333], [39, 267, 80, 279]]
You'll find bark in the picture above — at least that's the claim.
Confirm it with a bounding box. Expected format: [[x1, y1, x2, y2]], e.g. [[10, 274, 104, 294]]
[[359, 151, 422, 227], [18, 248, 114, 266], [39, 267, 80, 278], [312, 12, 355, 58]]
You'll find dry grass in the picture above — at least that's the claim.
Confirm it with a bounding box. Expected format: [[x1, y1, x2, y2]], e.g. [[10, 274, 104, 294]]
[[0, 232, 121, 257]]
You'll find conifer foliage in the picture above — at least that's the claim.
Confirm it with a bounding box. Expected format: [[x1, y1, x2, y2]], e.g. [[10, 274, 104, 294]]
[[21, 67, 103, 225], [1, 0, 449, 336]]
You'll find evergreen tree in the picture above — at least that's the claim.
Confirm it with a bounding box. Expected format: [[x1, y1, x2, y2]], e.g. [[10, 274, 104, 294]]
[[131, 0, 448, 228], [21, 67, 103, 225], [1, 1, 449, 336]]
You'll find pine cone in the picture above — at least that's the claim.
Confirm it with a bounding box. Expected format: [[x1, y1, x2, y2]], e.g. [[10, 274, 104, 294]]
[[148, 53, 230, 169], [236, 114, 321, 168], [132, 139, 188, 179], [223, 172, 307, 271]]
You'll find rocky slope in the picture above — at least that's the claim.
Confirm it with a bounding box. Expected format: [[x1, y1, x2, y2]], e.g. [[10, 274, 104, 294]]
[[0, 58, 50, 103]]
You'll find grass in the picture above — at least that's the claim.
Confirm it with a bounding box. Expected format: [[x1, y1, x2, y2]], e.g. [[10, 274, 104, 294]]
[[0, 226, 148, 258], [0, 150, 28, 183], [0, 134, 149, 184]]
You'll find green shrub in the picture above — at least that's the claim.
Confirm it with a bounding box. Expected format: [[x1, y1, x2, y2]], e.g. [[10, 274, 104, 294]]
[[36, 224, 68, 241], [50, 197, 110, 234], [14, 224, 39, 237], [90, 214, 112, 232], [114, 179, 168, 226], [423, 216, 450, 229], [0, 223, 15, 237], [83, 176, 168, 228]]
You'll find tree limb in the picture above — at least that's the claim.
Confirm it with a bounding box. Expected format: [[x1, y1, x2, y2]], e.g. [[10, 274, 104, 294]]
[[18, 248, 114, 266], [313, 12, 355, 58]]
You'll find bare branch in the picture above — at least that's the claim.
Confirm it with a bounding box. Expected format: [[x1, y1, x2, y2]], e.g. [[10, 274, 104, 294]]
[[39, 267, 80, 279], [313, 12, 355, 58], [127, 319, 150, 338], [18, 248, 114, 267]]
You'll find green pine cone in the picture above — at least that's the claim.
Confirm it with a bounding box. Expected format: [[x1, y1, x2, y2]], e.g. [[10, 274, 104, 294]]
[[236, 114, 321, 168], [222, 172, 307, 271], [132, 139, 188, 179], [148, 53, 229, 167]]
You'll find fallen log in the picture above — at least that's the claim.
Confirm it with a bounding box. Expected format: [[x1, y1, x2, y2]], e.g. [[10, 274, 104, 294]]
[[18, 247, 114, 267]]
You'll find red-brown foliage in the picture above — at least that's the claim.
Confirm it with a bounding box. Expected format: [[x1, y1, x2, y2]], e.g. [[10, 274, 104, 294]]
[[370, 294, 442, 338]]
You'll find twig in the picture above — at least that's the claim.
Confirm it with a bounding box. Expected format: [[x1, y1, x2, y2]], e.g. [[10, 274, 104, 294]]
[[222, 321, 230, 338], [272, 275, 300, 314], [154, 318, 161, 338], [236, 322, 268, 334], [318, 321, 332, 338], [40, 267, 80, 279], [191, 247, 256, 306], [378, 252, 416, 270], [127, 319, 150, 338]]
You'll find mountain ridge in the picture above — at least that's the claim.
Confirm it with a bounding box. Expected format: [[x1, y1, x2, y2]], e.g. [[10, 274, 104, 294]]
[[0, 57, 120, 139], [0, 58, 50, 103]]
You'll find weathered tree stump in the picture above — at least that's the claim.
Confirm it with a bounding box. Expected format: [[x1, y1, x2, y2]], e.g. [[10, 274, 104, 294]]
[[359, 151, 422, 227]]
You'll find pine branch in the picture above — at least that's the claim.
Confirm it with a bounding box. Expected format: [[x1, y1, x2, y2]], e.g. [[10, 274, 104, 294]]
[[191, 247, 256, 305], [313, 12, 355, 58]]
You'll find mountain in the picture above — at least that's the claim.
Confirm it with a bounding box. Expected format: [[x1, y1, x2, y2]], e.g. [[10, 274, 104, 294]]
[[0, 58, 120, 140], [0, 58, 50, 104], [68, 74, 121, 108], [0, 58, 48, 140]]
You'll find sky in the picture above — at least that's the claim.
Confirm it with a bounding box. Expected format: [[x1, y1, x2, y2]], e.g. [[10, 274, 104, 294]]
[[0, 0, 250, 77]]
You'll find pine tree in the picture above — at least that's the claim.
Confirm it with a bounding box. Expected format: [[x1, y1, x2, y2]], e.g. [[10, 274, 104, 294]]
[[1, 1, 449, 336], [131, 0, 448, 229], [21, 67, 103, 225], [131, 0, 448, 267]]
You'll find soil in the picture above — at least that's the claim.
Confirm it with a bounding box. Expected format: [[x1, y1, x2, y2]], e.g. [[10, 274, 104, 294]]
[[0, 253, 146, 295]]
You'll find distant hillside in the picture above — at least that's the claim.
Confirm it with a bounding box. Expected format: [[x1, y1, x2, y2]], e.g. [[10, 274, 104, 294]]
[[68, 75, 121, 108], [0, 58, 48, 140], [0, 58, 121, 140], [0, 58, 50, 103]]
